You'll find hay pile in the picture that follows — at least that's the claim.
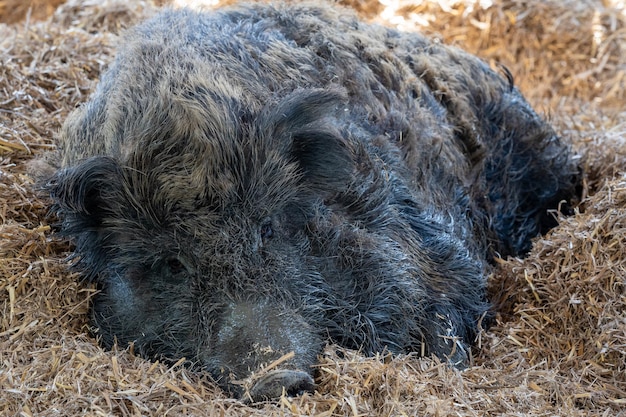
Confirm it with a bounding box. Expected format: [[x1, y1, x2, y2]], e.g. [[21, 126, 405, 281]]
[[1, 0, 625, 415]]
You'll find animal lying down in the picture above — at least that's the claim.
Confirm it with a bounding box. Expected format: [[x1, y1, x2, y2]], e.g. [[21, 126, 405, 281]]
[[47, 1, 580, 402]]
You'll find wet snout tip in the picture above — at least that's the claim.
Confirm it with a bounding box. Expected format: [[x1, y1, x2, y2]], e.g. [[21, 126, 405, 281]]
[[244, 369, 315, 403]]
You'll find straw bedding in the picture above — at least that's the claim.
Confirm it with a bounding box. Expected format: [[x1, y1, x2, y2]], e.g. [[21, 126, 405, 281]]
[[1, 0, 624, 415]]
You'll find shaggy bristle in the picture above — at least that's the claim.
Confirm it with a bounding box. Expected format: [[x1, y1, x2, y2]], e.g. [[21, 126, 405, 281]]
[[1, 0, 624, 415]]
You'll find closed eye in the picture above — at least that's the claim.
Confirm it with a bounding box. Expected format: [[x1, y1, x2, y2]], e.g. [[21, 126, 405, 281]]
[[260, 222, 274, 240], [166, 257, 187, 275], [153, 256, 190, 286]]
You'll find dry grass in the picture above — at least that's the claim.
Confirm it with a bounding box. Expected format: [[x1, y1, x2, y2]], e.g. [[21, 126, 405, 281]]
[[0, 0, 66, 24], [1, 0, 625, 415]]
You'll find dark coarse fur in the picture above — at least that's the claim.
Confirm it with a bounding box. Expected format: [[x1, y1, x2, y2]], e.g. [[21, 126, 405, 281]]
[[47, 2, 580, 400]]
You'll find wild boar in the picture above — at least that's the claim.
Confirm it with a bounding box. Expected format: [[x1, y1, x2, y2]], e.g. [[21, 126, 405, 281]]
[[48, 2, 580, 401]]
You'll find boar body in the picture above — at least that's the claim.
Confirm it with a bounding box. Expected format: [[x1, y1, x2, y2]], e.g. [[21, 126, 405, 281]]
[[49, 3, 580, 400]]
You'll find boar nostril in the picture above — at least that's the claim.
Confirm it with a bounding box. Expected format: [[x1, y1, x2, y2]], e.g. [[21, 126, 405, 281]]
[[246, 369, 315, 403]]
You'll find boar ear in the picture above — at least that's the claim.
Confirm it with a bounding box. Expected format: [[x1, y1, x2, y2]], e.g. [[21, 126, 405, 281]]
[[47, 156, 123, 232], [290, 127, 353, 188], [264, 88, 354, 188]]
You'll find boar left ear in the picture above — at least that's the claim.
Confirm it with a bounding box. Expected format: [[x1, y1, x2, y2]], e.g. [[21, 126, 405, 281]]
[[290, 126, 353, 189], [263, 88, 354, 188], [47, 156, 123, 234]]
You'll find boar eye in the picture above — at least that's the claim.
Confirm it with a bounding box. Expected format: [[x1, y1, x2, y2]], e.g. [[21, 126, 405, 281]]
[[260, 222, 274, 240], [166, 257, 187, 275]]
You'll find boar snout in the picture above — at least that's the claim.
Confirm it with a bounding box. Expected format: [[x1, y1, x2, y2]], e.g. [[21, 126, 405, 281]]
[[206, 300, 322, 399]]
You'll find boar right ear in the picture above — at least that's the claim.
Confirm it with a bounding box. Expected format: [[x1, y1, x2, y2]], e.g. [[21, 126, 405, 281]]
[[47, 156, 123, 233]]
